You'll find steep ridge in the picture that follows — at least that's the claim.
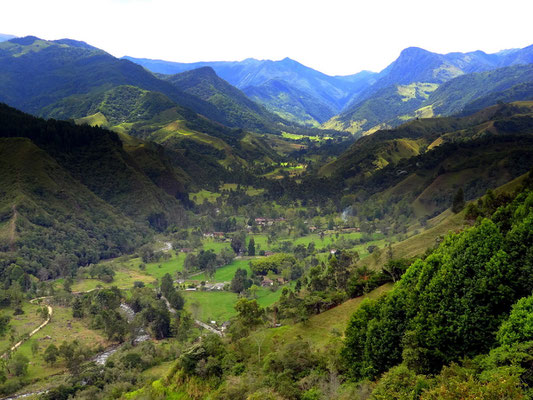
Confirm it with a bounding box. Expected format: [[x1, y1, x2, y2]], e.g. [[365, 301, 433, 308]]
[[320, 102, 533, 224], [164, 67, 285, 132], [124, 55, 378, 124], [0, 103, 188, 229], [0, 136, 144, 276], [0, 36, 243, 130], [326, 45, 533, 134]]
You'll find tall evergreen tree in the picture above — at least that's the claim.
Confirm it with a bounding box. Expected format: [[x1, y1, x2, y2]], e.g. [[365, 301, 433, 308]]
[[248, 238, 256, 256], [452, 188, 465, 213]]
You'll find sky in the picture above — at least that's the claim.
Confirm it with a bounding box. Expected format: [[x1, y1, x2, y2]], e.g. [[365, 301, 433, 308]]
[[1, 0, 532, 76]]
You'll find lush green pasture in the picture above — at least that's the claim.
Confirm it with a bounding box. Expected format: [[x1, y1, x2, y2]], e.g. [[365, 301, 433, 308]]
[[202, 240, 231, 253], [0, 301, 42, 353], [183, 283, 289, 323], [70, 266, 155, 292], [12, 304, 110, 382], [188, 190, 220, 205], [183, 291, 238, 323], [192, 258, 252, 283], [281, 132, 332, 142], [255, 283, 296, 308], [246, 284, 393, 352], [143, 252, 186, 280]]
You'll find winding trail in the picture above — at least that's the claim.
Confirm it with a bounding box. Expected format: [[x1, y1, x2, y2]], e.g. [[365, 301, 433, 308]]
[[1, 298, 53, 359]]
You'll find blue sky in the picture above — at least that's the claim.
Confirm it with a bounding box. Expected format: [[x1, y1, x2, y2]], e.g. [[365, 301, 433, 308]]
[[1, 0, 532, 75]]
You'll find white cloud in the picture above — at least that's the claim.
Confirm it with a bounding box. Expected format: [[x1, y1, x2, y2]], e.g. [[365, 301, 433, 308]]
[[1, 0, 532, 75]]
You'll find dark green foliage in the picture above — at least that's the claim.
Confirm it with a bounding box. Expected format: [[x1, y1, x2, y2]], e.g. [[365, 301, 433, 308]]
[[382, 258, 411, 283], [160, 272, 184, 311], [7, 353, 29, 377], [179, 334, 227, 378], [249, 253, 297, 275], [497, 294, 533, 346], [451, 187, 465, 213], [72, 297, 83, 318], [263, 341, 319, 398], [230, 268, 252, 294], [231, 232, 246, 255], [44, 344, 59, 365], [234, 298, 263, 328], [247, 238, 256, 256], [343, 188, 533, 379], [0, 103, 194, 280], [371, 364, 429, 400], [0, 315, 9, 336]]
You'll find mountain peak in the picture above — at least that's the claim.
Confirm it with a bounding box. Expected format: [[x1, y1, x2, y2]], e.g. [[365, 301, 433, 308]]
[[53, 38, 98, 50], [398, 46, 433, 58], [8, 35, 41, 45]]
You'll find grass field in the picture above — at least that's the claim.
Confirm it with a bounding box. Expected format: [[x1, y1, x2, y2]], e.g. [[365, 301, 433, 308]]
[[70, 266, 155, 292], [11, 304, 111, 383], [192, 258, 252, 283], [183, 291, 238, 323], [143, 252, 186, 280], [281, 132, 332, 142], [246, 284, 393, 352], [0, 301, 43, 353], [189, 190, 221, 205], [202, 240, 231, 253], [183, 282, 292, 323]]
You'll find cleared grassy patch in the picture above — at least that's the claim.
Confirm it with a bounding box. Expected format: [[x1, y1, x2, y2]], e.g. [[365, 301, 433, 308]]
[[143, 253, 186, 281], [70, 266, 155, 292], [189, 190, 220, 205], [183, 291, 238, 323], [281, 132, 332, 142], [247, 284, 393, 352], [0, 301, 43, 353], [193, 258, 252, 283], [13, 304, 111, 382], [202, 240, 231, 253]]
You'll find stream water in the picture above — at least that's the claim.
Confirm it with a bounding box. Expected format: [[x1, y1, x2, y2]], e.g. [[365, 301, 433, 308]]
[[92, 303, 150, 365]]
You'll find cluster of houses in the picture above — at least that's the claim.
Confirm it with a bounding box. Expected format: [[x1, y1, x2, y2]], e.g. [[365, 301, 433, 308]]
[[261, 277, 287, 287], [254, 217, 285, 226], [202, 232, 225, 239]]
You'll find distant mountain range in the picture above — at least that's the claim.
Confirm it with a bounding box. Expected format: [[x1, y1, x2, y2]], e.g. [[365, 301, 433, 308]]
[[123, 55, 378, 125], [126, 45, 533, 131], [0, 34, 532, 157], [326, 45, 533, 133]]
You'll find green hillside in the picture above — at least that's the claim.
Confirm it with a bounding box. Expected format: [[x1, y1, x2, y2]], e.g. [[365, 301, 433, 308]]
[[243, 78, 337, 126], [1, 104, 188, 226], [461, 81, 533, 115], [318, 103, 533, 230], [423, 63, 533, 116], [0, 137, 144, 279], [41, 84, 281, 186], [328, 64, 533, 136], [0, 36, 223, 122], [164, 67, 285, 133], [323, 82, 439, 134]]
